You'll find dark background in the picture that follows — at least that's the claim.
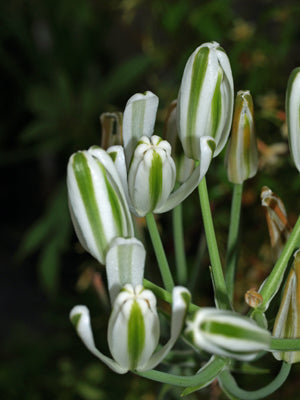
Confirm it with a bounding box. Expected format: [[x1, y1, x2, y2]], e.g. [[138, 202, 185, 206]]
[[1, 0, 300, 399]]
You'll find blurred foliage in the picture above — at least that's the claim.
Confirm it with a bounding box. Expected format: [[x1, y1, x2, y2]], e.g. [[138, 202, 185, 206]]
[[2, 0, 300, 398]]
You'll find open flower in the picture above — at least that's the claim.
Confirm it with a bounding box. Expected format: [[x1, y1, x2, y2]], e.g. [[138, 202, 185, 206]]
[[108, 91, 215, 216], [185, 308, 271, 361], [176, 41, 234, 160], [70, 238, 191, 373]]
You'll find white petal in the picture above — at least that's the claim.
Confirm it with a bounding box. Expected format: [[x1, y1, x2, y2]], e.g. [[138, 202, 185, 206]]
[[155, 136, 215, 213], [138, 286, 191, 371], [105, 238, 146, 303], [70, 305, 127, 374], [107, 145, 131, 206], [123, 91, 159, 166]]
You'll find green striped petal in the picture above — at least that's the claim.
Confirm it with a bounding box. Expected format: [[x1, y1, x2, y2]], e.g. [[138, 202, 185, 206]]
[[105, 237, 146, 303], [123, 91, 159, 167], [155, 136, 215, 213], [273, 249, 300, 363], [67, 148, 134, 264], [107, 284, 160, 371], [177, 41, 234, 160], [226, 90, 258, 184], [128, 135, 176, 216], [286, 67, 300, 172], [69, 305, 128, 374], [185, 308, 271, 361]]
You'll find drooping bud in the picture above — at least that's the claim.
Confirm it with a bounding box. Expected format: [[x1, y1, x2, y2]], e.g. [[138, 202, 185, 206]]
[[177, 41, 234, 160], [226, 90, 258, 184], [107, 284, 160, 371], [67, 147, 134, 264], [273, 249, 300, 363], [185, 308, 271, 361], [286, 67, 300, 172], [127, 135, 176, 216], [261, 186, 291, 260]]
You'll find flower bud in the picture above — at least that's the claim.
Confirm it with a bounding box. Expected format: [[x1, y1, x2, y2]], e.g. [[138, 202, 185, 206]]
[[286, 67, 300, 172], [273, 249, 300, 363], [226, 90, 258, 184], [185, 308, 271, 361], [107, 284, 160, 371], [67, 148, 134, 264], [177, 41, 234, 160], [128, 135, 176, 216]]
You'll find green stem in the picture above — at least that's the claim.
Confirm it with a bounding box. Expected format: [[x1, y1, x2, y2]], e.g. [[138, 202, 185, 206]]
[[225, 183, 243, 303], [271, 338, 300, 351], [143, 278, 200, 313], [198, 178, 231, 310], [257, 215, 300, 312], [218, 362, 291, 400], [137, 357, 226, 387], [146, 213, 174, 292], [172, 202, 187, 285]]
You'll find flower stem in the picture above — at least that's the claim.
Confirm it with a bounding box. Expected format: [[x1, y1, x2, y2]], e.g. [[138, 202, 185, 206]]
[[146, 213, 174, 292], [218, 362, 291, 400], [256, 215, 300, 312], [137, 356, 226, 387], [172, 202, 187, 285], [143, 278, 199, 313], [271, 338, 300, 351], [225, 183, 243, 303], [198, 177, 231, 310]]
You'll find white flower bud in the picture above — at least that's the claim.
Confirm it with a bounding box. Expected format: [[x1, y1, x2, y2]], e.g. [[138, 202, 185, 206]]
[[286, 67, 300, 172], [67, 147, 134, 264], [177, 41, 234, 160], [185, 308, 271, 361]]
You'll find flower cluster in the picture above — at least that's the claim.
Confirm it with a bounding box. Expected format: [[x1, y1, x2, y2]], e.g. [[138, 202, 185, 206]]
[[67, 41, 300, 396]]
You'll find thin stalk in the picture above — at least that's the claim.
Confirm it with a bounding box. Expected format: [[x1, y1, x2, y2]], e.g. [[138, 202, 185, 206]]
[[146, 213, 174, 292], [271, 338, 300, 351], [256, 215, 300, 312], [198, 178, 231, 310], [225, 183, 243, 303], [143, 278, 200, 313], [137, 357, 226, 387], [172, 202, 187, 285], [218, 362, 291, 400]]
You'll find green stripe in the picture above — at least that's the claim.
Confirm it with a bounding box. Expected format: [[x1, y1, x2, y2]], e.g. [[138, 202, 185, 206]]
[[242, 113, 251, 178], [186, 47, 209, 154], [128, 300, 145, 369], [73, 152, 107, 259], [149, 151, 163, 210], [201, 321, 269, 344], [100, 163, 124, 236], [210, 68, 223, 139]]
